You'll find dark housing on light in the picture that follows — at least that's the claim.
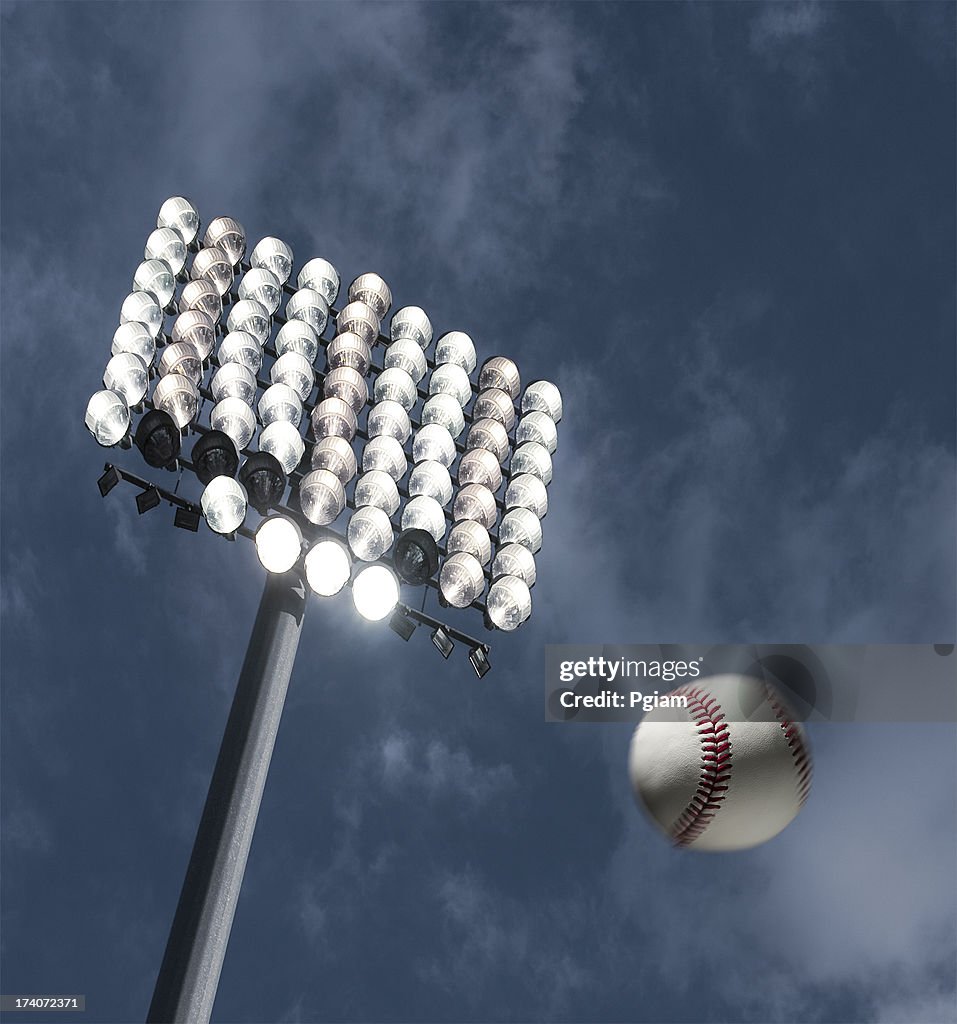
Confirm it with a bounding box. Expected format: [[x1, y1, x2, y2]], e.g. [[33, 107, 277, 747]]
[[135, 409, 182, 469], [238, 452, 286, 515], [191, 430, 240, 485], [393, 528, 439, 586]]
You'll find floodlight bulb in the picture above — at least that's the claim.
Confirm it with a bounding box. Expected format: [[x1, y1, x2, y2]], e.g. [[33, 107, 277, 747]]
[[304, 540, 351, 597], [255, 516, 302, 574], [452, 484, 498, 531], [179, 279, 222, 322], [153, 373, 200, 429], [250, 236, 294, 285], [259, 420, 305, 475], [504, 473, 548, 519], [492, 543, 537, 587], [409, 460, 453, 506], [286, 288, 329, 335], [516, 411, 558, 454], [420, 393, 465, 439], [474, 388, 516, 432], [309, 435, 357, 485], [390, 306, 432, 350], [211, 362, 257, 405], [157, 196, 200, 245], [465, 417, 510, 464], [203, 216, 246, 266], [119, 291, 163, 339], [103, 353, 148, 406], [521, 380, 563, 422], [367, 401, 411, 444], [239, 267, 281, 315], [210, 398, 257, 451], [112, 321, 156, 365], [275, 320, 320, 364], [145, 227, 187, 276], [428, 363, 471, 407], [171, 309, 216, 360], [383, 339, 427, 383], [479, 357, 521, 400], [323, 367, 368, 414], [310, 397, 358, 442], [348, 506, 394, 562], [298, 258, 340, 306], [258, 383, 303, 428], [374, 367, 417, 411], [271, 351, 316, 402], [298, 469, 346, 526], [457, 448, 502, 492], [201, 477, 248, 535], [158, 342, 203, 386], [354, 470, 400, 515], [85, 390, 130, 446], [336, 301, 379, 346], [361, 435, 407, 481], [401, 495, 446, 543], [226, 299, 270, 345], [190, 246, 233, 297], [133, 259, 175, 308], [446, 520, 492, 566], [498, 507, 543, 554], [326, 332, 371, 375], [434, 331, 476, 373], [411, 423, 455, 467], [352, 565, 399, 622], [439, 552, 485, 609], [348, 273, 392, 321], [486, 575, 532, 631], [510, 442, 553, 485], [218, 330, 263, 373]]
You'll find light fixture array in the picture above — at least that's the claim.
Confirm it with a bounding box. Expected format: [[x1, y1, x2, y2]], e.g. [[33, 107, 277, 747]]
[[86, 196, 562, 645]]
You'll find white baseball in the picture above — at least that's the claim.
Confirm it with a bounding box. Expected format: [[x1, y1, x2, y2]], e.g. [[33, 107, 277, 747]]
[[628, 674, 812, 851]]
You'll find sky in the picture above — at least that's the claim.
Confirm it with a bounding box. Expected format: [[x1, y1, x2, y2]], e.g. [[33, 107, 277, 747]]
[[1, 2, 955, 1023]]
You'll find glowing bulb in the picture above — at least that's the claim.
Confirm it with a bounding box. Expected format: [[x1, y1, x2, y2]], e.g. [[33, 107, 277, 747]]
[[352, 564, 400, 621], [255, 516, 302, 574], [304, 540, 351, 597]]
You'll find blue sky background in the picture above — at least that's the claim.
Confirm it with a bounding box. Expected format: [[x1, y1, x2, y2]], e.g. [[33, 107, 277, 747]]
[[1, 2, 955, 1022]]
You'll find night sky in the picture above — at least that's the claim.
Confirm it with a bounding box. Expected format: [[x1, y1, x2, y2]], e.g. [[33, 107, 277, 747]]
[[1, 3, 955, 1023]]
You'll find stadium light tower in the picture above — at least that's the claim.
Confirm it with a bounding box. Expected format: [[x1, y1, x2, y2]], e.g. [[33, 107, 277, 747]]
[[85, 197, 563, 1024]]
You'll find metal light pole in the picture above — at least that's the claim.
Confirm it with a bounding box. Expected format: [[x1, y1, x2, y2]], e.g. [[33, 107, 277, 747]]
[[146, 571, 305, 1024], [86, 197, 561, 1023]]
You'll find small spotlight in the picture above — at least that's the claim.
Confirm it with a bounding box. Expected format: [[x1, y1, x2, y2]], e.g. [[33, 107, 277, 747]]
[[389, 609, 417, 642], [136, 486, 161, 515], [469, 646, 491, 678], [431, 627, 454, 660], [97, 465, 120, 497], [173, 507, 201, 532]]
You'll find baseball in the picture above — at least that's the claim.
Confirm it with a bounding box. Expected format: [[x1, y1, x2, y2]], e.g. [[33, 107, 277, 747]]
[[628, 674, 812, 851]]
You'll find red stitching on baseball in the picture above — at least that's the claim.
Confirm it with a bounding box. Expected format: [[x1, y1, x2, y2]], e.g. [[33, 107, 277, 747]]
[[670, 685, 733, 847], [763, 686, 813, 806]]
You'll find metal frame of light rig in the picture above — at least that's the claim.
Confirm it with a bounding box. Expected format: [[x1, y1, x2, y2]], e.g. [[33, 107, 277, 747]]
[[85, 197, 561, 1024]]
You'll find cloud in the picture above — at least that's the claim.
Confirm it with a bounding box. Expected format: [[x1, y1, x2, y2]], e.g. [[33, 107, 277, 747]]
[[380, 732, 516, 805]]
